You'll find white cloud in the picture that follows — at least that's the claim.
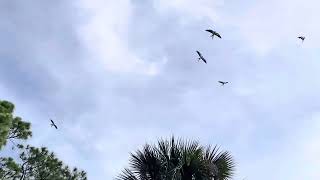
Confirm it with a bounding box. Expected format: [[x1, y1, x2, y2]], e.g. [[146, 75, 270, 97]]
[[75, 0, 166, 75], [152, 0, 224, 23]]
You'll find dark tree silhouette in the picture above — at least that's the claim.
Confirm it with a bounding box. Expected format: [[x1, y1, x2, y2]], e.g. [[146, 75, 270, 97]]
[[117, 137, 235, 180]]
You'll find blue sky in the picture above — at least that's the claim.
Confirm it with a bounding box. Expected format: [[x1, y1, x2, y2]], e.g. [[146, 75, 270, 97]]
[[1, 0, 320, 179]]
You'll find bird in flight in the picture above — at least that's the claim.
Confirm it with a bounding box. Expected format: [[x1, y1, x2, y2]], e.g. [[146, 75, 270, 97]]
[[196, 51, 207, 64], [50, 119, 58, 129], [298, 36, 305, 43], [206, 29, 222, 39], [218, 81, 229, 86]]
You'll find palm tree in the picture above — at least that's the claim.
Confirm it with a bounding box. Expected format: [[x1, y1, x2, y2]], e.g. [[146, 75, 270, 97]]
[[117, 137, 235, 180]]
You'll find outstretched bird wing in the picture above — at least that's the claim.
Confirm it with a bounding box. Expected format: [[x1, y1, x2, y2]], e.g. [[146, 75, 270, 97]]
[[201, 58, 207, 64], [50, 119, 58, 129], [206, 29, 214, 34], [196, 51, 201, 57], [196, 51, 206, 63], [218, 81, 228, 85], [214, 32, 222, 38]]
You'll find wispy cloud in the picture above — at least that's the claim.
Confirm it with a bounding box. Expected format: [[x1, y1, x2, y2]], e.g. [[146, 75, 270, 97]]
[[76, 0, 166, 75]]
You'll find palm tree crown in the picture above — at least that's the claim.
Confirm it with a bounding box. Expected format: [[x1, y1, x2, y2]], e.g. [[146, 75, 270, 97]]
[[117, 137, 235, 180]]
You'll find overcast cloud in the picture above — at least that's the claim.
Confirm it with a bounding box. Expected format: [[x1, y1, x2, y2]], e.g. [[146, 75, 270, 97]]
[[0, 0, 320, 179]]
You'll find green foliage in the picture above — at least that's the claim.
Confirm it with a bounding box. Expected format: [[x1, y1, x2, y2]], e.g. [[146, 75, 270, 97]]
[[8, 117, 32, 140], [0, 100, 87, 179], [0, 145, 87, 180], [0, 100, 32, 149], [0, 157, 21, 179], [117, 137, 235, 180], [0, 100, 15, 148]]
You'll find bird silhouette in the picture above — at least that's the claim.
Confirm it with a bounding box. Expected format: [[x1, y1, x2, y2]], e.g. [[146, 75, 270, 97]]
[[206, 29, 222, 39], [218, 81, 229, 86], [196, 51, 207, 64], [298, 36, 305, 42], [50, 119, 58, 129]]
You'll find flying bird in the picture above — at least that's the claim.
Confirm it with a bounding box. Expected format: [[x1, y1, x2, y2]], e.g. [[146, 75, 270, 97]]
[[196, 51, 207, 64], [298, 36, 305, 42], [206, 29, 222, 39], [50, 119, 58, 129], [218, 81, 229, 86]]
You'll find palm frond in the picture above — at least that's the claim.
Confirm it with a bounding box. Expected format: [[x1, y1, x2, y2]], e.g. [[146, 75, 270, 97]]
[[213, 151, 235, 180], [117, 137, 235, 180], [116, 168, 138, 180], [129, 145, 163, 180]]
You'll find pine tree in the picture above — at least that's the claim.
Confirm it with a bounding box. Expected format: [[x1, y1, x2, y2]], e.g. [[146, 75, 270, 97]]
[[1, 145, 87, 180], [0, 100, 32, 149]]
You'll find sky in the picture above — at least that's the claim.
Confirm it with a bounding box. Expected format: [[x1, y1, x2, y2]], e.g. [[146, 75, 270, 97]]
[[0, 0, 320, 179]]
